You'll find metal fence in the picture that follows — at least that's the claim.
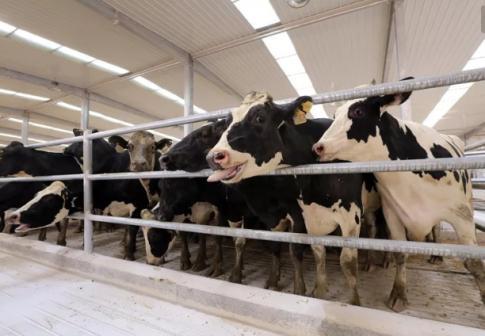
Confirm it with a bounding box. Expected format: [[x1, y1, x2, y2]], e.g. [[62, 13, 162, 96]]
[[2, 67, 485, 259]]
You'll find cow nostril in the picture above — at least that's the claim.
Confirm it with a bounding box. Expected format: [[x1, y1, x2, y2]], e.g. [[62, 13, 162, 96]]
[[313, 143, 324, 155], [214, 151, 226, 162]]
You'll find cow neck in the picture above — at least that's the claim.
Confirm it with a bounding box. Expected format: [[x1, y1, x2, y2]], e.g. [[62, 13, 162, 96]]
[[24, 150, 82, 176], [278, 118, 332, 166]]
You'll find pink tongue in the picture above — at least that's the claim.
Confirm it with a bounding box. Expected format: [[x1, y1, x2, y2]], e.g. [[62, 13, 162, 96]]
[[207, 168, 236, 182]]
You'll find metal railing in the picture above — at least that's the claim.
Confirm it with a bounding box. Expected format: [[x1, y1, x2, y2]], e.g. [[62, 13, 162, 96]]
[[2, 68, 484, 258]]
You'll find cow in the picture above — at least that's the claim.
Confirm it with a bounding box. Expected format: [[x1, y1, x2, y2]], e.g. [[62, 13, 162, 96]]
[[153, 122, 265, 282], [206, 92, 381, 305], [0, 141, 83, 244], [312, 80, 485, 310]]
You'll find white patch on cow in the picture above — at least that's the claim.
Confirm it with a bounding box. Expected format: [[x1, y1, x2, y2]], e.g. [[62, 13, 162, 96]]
[[102, 201, 136, 218], [228, 220, 242, 228], [190, 202, 218, 225], [11, 170, 32, 177], [9, 181, 68, 232], [208, 92, 285, 183], [297, 200, 361, 237]]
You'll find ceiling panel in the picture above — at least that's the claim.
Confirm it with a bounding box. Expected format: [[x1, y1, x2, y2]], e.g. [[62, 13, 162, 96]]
[[271, 0, 360, 22]]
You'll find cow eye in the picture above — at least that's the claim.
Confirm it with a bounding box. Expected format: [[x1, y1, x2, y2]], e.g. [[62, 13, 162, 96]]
[[255, 115, 265, 124], [128, 143, 134, 151], [349, 108, 365, 119]]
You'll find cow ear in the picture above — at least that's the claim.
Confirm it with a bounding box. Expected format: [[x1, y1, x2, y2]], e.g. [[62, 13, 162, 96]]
[[73, 128, 82, 136], [377, 76, 414, 107], [108, 135, 128, 149], [156, 138, 172, 150], [280, 96, 313, 125]]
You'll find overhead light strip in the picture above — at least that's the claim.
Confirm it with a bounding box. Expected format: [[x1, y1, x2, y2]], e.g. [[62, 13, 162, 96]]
[[423, 39, 485, 127], [0, 19, 206, 114], [7, 117, 72, 135], [232, 0, 327, 118], [0, 87, 49, 101]]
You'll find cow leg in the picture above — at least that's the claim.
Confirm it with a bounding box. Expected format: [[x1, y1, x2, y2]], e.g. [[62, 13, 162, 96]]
[[192, 234, 208, 271], [340, 221, 361, 306], [289, 243, 306, 295], [38, 228, 47, 241], [265, 242, 281, 290], [207, 235, 223, 277], [427, 224, 444, 264], [124, 225, 139, 260], [362, 211, 378, 272], [56, 219, 68, 246], [75, 220, 84, 233], [451, 218, 485, 304], [229, 236, 246, 283], [311, 244, 327, 299], [179, 232, 192, 270]]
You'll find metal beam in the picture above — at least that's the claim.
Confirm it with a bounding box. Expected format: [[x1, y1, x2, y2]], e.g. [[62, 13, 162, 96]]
[[381, 1, 395, 83], [464, 122, 485, 139], [21, 112, 29, 145], [0, 105, 79, 131], [77, 0, 242, 99], [184, 55, 194, 136], [81, 92, 90, 130], [194, 0, 387, 59], [0, 67, 160, 121]]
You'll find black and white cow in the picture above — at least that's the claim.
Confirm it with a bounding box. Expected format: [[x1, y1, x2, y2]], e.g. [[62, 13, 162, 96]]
[[207, 92, 380, 305], [312, 80, 485, 310], [0, 141, 83, 244]]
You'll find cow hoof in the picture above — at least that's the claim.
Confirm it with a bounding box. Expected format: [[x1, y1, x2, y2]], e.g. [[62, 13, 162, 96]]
[[387, 289, 408, 312], [382, 254, 392, 269], [229, 270, 243, 284], [312, 286, 328, 299], [427, 255, 444, 265], [180, 259, 192, 271], [57, 240, 67, 246], [206, 266, 223, 278], [350, 293, 361, 306], [192, 260, 209, 272], [362, 262, 376, 272], [124, 254, 135, 261]]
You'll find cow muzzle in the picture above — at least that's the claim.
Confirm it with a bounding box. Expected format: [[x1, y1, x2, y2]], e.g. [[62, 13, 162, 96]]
[[206, 150, 229, 170], [312, 142, 325, 158]]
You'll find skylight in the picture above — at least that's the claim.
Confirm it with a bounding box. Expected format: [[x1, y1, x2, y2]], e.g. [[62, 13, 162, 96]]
[[231, 0, 280, 30], [56, 101, 179, 141], [0, 19, 207, 118], [232, 4, 327, 117], [423, 39, 485, 127], [0, 87, 49, 101]]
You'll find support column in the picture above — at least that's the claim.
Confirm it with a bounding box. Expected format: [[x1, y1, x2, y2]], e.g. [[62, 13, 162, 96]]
[[184, 55, 194, 136], [393, 0, 412, 120], [81, 92, 93, 253], [21, 111, 29, 145], [81, 91, 90, 130]]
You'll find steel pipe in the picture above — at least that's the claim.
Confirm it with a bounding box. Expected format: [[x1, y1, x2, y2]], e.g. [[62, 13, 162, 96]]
[[25, 136, 83, 149], [88, 214, 485, 259], [83, 129, 93, 254], [21, 112, 29, 145], [86, 156, 485, 181], [465, 139, 485, 152], [0, 174, 83, 183], [184, 55, 194, 136]]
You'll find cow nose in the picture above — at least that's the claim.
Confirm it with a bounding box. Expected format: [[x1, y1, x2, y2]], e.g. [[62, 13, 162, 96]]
[[6, 213, 18, 224], [206, 150, 229, 169], [313, 143, 324, 156]]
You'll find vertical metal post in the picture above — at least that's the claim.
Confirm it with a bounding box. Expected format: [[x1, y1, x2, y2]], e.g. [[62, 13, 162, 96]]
[[184, 55, 194, 136], [81, 91, 90, 130], [81, 91, 93, 253], [393, 0, 412, 120], [21, 111, 29, 145]]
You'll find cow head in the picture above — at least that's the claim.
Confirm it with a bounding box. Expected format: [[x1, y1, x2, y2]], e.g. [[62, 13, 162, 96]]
[[160, 120, 227, 172], [141, 208, 176, 265], [206, 91, 312, 183], [0, 141, 34, 177], [313, 78, 413, 162], [108, 131, 172, 172], [4, 181, 69, 233]]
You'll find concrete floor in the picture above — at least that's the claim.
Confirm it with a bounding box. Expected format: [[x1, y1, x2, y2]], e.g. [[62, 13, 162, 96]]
[[24, 221, 485, 330], [0, 250, 280, 336]]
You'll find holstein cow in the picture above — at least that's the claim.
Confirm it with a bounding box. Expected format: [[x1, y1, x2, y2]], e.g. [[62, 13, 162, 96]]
[[154, 121, 266, 282], [207, 92, 378, 305], [7, 130, 171, 259], [0, 141, 83, 244], [312, 79, 485, 310]]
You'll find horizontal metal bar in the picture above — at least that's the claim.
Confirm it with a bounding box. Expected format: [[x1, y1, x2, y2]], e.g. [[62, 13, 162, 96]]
[[0, 173, 83, 183], [472, 178, 485, 184], [87, 156, 485, 181], [84, 68, 485, 138], [25, 136, 83, 149], [465, 139, 485, 152], [88, 214, 485, 259], [465, 150, 485, 156]]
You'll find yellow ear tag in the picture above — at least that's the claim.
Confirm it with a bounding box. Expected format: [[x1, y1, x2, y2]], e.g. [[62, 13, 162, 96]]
[[293, 100, 313, 125]]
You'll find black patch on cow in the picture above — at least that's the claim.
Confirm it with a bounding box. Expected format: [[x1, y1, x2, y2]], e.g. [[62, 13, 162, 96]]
[[19, 194, 65, 228], [453, 171, 460, 183], [355, 214, 360, 224], [346, 100, 380, 143], [147, 228, 173, 258], [363, 174, 378, 193], [446, 140, 462, 157]]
